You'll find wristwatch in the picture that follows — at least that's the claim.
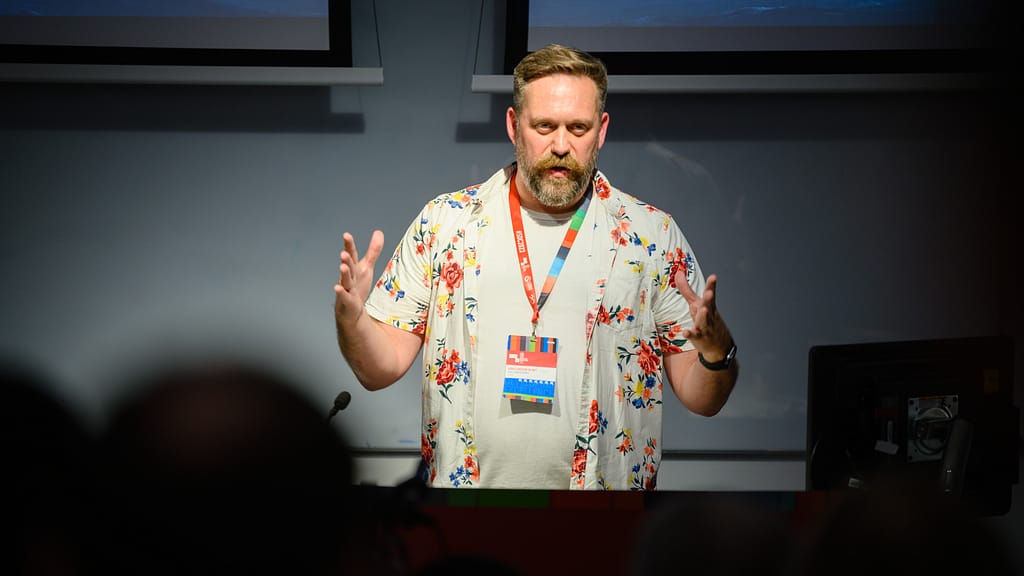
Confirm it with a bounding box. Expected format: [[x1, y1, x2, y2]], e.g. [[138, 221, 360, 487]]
[[698, 340, 737, 371]]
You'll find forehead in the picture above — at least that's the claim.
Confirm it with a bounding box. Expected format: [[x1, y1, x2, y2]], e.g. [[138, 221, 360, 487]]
[[519, 73, 600, 119]]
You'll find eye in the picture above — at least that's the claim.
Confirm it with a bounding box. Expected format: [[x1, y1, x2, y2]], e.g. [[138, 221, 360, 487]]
[[570, 124, 589, 135], [535, 122, 553, 133]]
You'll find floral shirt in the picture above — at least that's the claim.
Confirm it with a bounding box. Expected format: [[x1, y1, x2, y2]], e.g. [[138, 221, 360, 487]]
[[365, 164, 704, 490]]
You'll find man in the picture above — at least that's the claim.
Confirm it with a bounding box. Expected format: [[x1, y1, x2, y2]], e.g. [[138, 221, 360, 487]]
[[334, 44, 737, 490]]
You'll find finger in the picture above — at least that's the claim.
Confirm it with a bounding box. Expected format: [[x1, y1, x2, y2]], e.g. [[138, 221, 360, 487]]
[[685, 303, 707, 335], [699, 304, 714, 331], [703, 274, 718, 301], [701, 274, 719, 316], [337, 263, 349, 291], [334, 281, 353, 299], [696, 303, 712, 332], [339, 255, 356, 290], [674, 268, 698, 303], [363, 230, 385, 268], [703, 295, 717, 324], [343, 232, 361, 265]]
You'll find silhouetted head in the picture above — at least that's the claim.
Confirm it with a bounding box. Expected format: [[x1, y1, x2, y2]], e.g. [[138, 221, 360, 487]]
[[632, 494, 796, 576], [2, 362, 92, 576], [90, 360, 354, 575], [794, 471, 1016, 576]]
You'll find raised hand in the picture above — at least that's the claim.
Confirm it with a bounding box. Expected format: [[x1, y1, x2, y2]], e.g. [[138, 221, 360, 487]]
[[334, 230, 385, 324], [674, 271, 733, 360]]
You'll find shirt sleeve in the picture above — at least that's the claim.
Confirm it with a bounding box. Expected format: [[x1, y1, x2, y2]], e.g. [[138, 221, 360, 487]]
[[651, 215, 706, 353], [364, 202, 435, 335]]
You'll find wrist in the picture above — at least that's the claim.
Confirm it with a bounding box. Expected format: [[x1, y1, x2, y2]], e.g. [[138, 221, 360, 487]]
[[698, 339, 737, 371]]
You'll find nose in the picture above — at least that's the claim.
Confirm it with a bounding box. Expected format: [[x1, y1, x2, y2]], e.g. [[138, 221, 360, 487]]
[[550, 127, 570, 157]]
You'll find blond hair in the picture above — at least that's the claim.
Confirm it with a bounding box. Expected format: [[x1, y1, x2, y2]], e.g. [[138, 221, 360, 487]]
[[512, 44, 608, 115]]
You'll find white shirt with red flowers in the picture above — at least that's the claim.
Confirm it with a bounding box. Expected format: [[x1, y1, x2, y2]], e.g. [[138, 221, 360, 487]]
[[365, 164, 703, 490], [468, 200, 594, 489]]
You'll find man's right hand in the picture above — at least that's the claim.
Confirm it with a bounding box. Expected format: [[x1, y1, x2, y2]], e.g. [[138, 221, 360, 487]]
[[333, 230, 423, 391], [334, 230, 385, 325]]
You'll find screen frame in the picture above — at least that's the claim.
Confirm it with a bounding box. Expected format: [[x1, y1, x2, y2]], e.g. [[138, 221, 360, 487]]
[[0, 0, 352, 68], [503, 1, 994, 76]]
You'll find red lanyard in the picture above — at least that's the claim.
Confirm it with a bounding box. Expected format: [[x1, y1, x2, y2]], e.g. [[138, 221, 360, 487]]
[[508, 173, 591, 327]]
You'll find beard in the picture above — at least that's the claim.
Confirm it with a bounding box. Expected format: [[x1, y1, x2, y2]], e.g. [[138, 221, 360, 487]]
[[515, 136, 598, 210]]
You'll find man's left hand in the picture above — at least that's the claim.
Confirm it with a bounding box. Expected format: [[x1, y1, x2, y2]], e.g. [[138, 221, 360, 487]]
[[674, 271, 733, 362]]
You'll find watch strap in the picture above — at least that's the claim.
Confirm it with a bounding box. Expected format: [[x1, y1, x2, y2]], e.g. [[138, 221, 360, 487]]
[[698, 340, 736, 371]]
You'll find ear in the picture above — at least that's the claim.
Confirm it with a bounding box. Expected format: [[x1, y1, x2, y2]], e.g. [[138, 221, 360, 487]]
[[597, 111, 610, 149], [506, 107, 518, 145]]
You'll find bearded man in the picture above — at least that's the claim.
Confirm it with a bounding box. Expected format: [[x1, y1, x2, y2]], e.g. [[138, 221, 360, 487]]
[[333, 44, 737, 490]]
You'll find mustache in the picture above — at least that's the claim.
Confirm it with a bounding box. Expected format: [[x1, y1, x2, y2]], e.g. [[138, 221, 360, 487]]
[[534, 153, 584, 173]]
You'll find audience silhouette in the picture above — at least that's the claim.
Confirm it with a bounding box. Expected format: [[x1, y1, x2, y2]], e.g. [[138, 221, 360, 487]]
[[7, 356, 1018, 576], [793, 470, 1017, 576], [3, 362, 93, 576], [631, 493, 795, 576], [85, 359, 355, 576]]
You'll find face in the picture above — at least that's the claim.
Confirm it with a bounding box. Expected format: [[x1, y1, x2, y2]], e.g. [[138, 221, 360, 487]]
[[507, 73, 609, 211]]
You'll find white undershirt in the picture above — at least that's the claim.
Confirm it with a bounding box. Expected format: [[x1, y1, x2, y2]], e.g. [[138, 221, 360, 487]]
[[473, 199, 595, 489]]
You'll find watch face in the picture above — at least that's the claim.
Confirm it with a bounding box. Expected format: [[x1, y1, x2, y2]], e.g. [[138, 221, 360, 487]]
[[718, 342, 737, 368]]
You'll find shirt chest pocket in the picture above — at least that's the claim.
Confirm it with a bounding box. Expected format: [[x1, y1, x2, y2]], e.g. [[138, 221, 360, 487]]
[[596, 255, 654, 334]]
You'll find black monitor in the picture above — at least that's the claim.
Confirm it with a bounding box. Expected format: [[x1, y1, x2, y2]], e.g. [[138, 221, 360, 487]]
[[807, 336, 1019, 516]]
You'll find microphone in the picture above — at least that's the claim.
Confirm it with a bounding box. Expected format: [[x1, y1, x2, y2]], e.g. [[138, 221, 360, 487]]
[[327, 391, 351, 422], [939, 417, 972, 497]]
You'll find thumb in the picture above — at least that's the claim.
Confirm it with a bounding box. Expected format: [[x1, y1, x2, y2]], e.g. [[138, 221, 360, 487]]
[[675, 268, 697, 302], [364, 230, 385, 267]]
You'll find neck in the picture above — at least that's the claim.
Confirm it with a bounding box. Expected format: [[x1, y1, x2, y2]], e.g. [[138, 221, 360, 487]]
[[513, 168, 590, 215]]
